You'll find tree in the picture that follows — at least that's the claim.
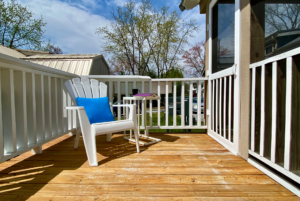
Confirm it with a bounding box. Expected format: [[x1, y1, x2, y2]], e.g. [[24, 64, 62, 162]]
[[0, 0, 48, 50], [49, 45, 63, 54], [182, 41, 231, 77], [182, 41, 205, 77], [265, 4, 300, 35], [97, 0, 199, 77]]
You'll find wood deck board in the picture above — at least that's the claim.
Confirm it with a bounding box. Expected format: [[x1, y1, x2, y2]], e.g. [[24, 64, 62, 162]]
[[0, 133, 298, 200]]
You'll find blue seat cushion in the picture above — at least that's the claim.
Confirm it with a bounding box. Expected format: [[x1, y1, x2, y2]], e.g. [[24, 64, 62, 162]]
[[76, 97, 115, 124]]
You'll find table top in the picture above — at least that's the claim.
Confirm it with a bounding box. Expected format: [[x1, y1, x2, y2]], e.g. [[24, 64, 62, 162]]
[[123, 96, 161, 101]]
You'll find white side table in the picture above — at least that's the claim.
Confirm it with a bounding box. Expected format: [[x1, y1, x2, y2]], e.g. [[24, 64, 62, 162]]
[[123, 96, 161, 146]]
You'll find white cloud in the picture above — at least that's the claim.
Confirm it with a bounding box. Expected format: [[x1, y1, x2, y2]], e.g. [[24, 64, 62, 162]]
[[112, 0, 129, 7], [180, 6, 206, 46], [17, 0, 111, 54]]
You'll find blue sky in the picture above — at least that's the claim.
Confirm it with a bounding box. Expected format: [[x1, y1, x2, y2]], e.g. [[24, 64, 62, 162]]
[[15, 0, 206, 55]]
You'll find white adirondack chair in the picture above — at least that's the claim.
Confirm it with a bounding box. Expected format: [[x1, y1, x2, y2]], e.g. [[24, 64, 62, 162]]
[[64, 77, 140, 166]]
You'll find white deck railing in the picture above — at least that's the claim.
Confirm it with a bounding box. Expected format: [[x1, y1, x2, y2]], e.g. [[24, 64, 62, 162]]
[[0, 54, 78, 163], [249, 47, 300, 184], [85, 76, 207, 130], [0, 56, 207, 163]]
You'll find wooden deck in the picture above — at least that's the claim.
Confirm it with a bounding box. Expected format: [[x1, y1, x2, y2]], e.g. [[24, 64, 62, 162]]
[[0, 133, 298, 200]]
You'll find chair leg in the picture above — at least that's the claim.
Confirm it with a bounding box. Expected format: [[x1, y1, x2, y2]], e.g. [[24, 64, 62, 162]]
[[82, 134, 98, 166], [134, 128, 140, 153], [74, 128, 81, 149], [107, 133, 112, 142]]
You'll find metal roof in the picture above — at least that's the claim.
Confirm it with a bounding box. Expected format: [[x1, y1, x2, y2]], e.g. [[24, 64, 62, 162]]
[[22, 54, 109, 76], [0, 45, 26, 58], [24, 54, 102, 59]]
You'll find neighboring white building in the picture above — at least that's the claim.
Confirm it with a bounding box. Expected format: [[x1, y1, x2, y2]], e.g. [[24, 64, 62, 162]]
[[0, 45, 110, 75]]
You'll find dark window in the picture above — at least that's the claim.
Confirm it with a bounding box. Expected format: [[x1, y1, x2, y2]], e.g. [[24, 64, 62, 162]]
[[265, 45, 273, 55], [212, 0, 235, 74], [251, 0, 300, 63]]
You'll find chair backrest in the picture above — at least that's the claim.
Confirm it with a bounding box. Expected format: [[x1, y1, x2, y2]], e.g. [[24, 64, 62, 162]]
[[64, 77, 107, 105]]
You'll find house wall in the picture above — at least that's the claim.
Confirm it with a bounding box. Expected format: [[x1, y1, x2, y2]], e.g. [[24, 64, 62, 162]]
[[90, 56, 110, 75], [239, 0, 251, 159]]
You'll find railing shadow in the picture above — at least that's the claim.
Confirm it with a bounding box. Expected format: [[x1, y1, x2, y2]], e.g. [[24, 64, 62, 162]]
[[0, 133, 180, 200]]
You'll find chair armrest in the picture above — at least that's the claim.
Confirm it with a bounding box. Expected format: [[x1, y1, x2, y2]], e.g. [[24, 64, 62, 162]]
[[66, 106, 85, 110], [112, 104, 136, 121]]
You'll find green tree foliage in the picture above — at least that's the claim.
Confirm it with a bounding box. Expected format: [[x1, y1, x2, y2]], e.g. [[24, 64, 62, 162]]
[[97, 0, 198, 78], [0, 0, 50, 51]]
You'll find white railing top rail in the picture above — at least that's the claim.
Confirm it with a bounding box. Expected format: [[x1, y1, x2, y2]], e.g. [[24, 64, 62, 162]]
[[250, 47, 300, 69], [209, 64, 237, 80], [152, 77, 207, 81], [0, 53, 78, 79], [83, 75, 151, 82]]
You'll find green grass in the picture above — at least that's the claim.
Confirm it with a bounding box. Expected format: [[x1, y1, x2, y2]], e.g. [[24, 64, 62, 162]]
[[117, 112, 206, 133]]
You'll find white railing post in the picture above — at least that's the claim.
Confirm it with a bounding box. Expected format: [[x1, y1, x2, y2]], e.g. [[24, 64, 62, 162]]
[[219, 78, 222, 136], [32, 73, 37, 144], [54, 78, 59, 137], [0, 69, 3, 158], [223, 77, 227, 137], [181, 81, 185, 127], [157, 81, 161, 127], [173, 81, 177, 127], [117, 81, 121, 121], [165, 81, 169, 127], [142, 81, 145, 127], [150, 81, 153, 127], [48, 76, 52, 139], [212, 80, 215, 131], [125, 81, 129, 119], [271, 61, 277, 163], [260, 65, 265, 156], [109, 81, 113, 113], [251, 68, 256, 151], [189, 81, 193, 126], [284, 57, 292, 171], [41, 75, 46, 141], [216, 79, 219, 134], [229, 76, 232, 142], [197, 80, 201, 126]]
